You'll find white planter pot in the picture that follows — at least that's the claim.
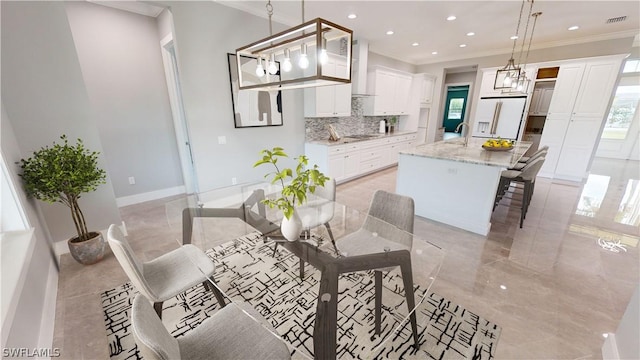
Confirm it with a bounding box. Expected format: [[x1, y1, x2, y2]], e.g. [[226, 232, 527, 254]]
[[280, 211, 302, 241]]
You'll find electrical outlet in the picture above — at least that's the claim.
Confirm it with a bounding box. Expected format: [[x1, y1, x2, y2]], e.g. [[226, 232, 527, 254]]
[[231, 177, 237, 185], [447, 168, 457, 175], [128, 176, 136, 185], [218, 136, 226, 145]]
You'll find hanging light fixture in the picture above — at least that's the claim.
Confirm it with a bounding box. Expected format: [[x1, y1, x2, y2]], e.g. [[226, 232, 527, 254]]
[[503, 0, 542, 95], [515, 11, 542, 93], [236, 0, 352, 91], [494, 0, 527, 90]]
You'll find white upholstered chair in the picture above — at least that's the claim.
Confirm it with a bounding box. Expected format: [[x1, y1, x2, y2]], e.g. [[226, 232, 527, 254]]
[[131, 294, 291, 360], [107, 224, 226, 318], [334, 190, 418, 344]]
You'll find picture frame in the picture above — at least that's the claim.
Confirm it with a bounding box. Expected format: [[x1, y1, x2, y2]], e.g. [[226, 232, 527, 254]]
[[227, 53, 283, 128]]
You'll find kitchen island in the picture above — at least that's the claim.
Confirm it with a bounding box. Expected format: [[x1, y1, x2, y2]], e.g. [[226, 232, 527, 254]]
[[396, 137, 531, 236]]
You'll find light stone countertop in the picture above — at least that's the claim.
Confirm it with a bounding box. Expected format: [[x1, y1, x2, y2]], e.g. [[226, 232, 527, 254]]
[[306, 131, 417, 146], [400, 137, 532, 168]]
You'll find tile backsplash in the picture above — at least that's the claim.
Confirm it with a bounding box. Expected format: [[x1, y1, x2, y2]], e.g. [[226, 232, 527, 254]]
[[305, 97, 398, 141]]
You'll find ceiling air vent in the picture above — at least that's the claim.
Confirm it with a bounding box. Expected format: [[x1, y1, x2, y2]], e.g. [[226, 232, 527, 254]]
[[606, 16, 627, 24]]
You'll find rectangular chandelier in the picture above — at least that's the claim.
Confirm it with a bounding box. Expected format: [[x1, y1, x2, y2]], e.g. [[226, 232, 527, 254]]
[[236, 18, 353, 91]]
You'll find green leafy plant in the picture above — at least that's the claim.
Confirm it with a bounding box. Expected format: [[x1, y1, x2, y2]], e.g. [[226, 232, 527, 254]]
[[254, 147, 329, 220], [19, 135, 106, 242], [389, 116, 397, 125]]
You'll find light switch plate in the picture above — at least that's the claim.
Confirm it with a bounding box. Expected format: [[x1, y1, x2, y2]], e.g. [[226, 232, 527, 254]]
[[218, 136, 226, 145]]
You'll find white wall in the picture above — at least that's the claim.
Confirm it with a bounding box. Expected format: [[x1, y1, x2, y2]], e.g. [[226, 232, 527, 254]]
[[1, 1, 121, 242], [1, 101, 58, 351], [417, 37, 636, 143], [615, 284, 640, 359], [166, 1, 306, 191], [368, 52, 417, 74], [65, 2, 184, 198]]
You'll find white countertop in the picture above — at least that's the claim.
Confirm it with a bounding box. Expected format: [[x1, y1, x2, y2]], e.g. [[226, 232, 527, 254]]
[[307, 131, 416, 146], [400, 137, 532, 168]]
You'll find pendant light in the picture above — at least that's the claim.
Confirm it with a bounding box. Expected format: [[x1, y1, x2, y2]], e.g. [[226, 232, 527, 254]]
[[494, 0, 526, 90], [236, 0, 352, 91]]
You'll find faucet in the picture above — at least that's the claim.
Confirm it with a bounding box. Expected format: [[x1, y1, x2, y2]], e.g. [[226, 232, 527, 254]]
[[455, 122, 470, 146]]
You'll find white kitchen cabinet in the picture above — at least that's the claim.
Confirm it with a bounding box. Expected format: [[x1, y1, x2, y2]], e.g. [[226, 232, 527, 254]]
[[572, 60, 622, 117], [364, 68, 413, 116], [393, 74, 412, 115], [479, 70, 502, 97], [538, 56, 623, 181], [304, 56, 352, 117], [529, 85, 554, 115], [546, 63, 585, 118], [305, 133, 418, 184], [418, 74, 436, 106]]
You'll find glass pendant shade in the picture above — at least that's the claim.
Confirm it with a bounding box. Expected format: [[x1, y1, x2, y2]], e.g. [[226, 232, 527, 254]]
[[236, 18, 352, 91], [282, 49, 292, 72]]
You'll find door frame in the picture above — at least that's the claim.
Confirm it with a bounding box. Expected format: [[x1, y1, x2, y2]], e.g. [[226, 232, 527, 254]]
[[440, 82, 473, 133], [160, 33, 199, 194]]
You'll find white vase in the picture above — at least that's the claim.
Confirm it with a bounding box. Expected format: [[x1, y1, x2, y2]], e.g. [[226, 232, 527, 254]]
[[280, 211, 302, 241]]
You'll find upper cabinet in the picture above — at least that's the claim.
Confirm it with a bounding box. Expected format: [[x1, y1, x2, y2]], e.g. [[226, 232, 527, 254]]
[[304, 55, 352, 117], [416, 73, 436, 106], [363, 68, 412, 116], [572, 59, 622, 117], [529, 82, 555, 116], [546, 62, 585, 117]]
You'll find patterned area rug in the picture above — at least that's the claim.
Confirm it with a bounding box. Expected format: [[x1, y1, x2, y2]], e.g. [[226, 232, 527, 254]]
[[102, 233, 500, 359]]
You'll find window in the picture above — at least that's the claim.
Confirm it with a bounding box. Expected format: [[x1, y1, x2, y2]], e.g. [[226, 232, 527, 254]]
[[0, 155, 29, 232], [623, 59, 640, 74], [601, 84, 640, 140], [447, 98, 465, 119]]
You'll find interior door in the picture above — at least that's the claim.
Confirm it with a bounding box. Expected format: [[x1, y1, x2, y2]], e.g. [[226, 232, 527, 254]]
[[442, 85, 470, 132]]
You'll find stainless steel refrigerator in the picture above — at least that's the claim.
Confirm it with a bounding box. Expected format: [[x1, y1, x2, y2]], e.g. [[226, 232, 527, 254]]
[[471, 96, 527, 140]]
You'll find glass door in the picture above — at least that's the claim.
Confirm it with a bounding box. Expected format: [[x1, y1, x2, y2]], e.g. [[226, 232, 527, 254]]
[[442, 85, 470, 133]]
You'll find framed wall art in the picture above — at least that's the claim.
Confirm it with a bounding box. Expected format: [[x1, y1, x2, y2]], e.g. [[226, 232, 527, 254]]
[[227, 53, 283, 128]]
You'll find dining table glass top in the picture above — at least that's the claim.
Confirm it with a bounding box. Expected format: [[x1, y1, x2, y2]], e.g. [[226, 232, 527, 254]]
[[165, 182, 445, 359]]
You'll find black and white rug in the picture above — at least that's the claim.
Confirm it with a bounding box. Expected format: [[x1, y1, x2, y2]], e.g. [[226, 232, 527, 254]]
[[102, 233, 500, 359]]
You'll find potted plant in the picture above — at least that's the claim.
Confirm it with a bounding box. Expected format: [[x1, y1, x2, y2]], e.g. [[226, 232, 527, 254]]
[[20, 135, 107, 265], [254, 147, 329, 241], [388, 116, 397, 133]]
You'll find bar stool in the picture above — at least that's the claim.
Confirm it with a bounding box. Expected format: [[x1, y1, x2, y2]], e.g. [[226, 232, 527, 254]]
[[494, 157, 546, 228], [509, 145, 548, 170]]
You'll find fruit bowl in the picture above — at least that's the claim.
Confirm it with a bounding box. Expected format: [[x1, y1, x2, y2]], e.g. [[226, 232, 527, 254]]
[[482, 145, 513, 151]]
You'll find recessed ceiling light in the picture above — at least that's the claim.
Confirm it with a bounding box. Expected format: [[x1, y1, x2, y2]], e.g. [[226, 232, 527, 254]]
[[386, 30, 394, 35], [432, 51, 438, 55], [412, 42, 419, 47], [467, 32, 475, 36], [500, 285, 507, 290], [568, 25, 579, 31], [459, 44, 467, 48], [510, 35, 519, 40], [447, 15, 457, 21], [347, 14, 357, 19]]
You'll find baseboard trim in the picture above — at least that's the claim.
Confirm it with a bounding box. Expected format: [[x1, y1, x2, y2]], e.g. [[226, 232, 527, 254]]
[[38, 260, 58, 351], [602, 333, 619, 359], [54, 222, 127, 257], [116, 185, 186, 207]]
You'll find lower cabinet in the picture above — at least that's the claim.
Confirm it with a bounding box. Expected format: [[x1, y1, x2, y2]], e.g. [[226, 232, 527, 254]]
[[305, 133, 418, 183]]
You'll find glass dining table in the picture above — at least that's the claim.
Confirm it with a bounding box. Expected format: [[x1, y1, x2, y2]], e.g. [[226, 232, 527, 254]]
[[165, 182, 445, 359]]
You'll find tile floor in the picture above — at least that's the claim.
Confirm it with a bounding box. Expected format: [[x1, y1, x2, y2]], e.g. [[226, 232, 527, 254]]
[[52, 159, 639, 359]]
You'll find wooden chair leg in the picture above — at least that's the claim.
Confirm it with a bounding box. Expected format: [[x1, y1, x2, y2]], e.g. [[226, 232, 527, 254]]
[[374, 270, 382, 335], [153, 302, 163, 319]]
